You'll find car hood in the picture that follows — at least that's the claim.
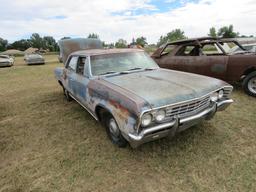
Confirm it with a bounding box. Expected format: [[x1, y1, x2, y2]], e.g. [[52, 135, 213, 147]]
[[103, 68, 228, 108]]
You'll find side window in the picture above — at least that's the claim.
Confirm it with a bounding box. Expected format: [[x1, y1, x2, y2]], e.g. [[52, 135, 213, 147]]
[[77, 57, 87, 76], [67, 56, 78, 71], [202, 44, 222, 55], [184, 46, 196, 55], [161, 45, 175, 56], [176, 45, 199, 56]]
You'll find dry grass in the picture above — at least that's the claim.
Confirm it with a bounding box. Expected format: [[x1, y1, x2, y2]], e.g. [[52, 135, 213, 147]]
[[0, 55, 256, 192]]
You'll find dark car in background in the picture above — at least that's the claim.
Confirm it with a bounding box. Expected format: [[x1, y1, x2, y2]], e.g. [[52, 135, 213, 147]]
[[152, 37, 256, 97]]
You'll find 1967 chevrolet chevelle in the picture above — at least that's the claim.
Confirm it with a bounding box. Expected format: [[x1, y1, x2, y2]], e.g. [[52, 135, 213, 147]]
[[55, 39, 233, 148]]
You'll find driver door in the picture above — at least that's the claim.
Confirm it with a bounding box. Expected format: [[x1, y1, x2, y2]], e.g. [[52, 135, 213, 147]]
[[72, 56, 90, 106]]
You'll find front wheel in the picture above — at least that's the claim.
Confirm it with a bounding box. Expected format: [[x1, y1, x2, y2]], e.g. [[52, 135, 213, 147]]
[[242, 71, 256, 97], [64, 88, 73, 101], [103, 113, 127, 148]]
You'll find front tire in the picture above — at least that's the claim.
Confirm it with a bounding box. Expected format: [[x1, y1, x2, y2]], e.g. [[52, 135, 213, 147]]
[[242, 71, 256, 97], [102, 112, 127, 148], [64, 88, 73, 101]]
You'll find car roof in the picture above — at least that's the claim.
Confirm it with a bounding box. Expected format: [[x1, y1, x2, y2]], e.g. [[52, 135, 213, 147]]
[[166, 37, 238, 46], [71, 48, 144, 56]]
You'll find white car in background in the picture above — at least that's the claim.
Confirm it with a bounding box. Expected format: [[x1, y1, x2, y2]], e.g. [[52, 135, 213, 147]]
[[0, 55, 14, 67], [24, 54, 45, 65]]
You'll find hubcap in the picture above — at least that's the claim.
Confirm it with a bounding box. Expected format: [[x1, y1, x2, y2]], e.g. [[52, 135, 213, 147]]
[[109, 118, 120, 137], [248, 77, 256, 94]]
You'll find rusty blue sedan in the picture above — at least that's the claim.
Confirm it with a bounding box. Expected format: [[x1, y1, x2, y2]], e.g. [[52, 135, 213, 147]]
[[55, 41, 233, 148]]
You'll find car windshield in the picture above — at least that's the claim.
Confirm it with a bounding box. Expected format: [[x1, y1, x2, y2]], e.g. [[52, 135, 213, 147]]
[[90, 52, 159, 76]]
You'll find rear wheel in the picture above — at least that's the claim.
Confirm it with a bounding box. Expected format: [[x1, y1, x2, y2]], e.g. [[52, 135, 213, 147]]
[[243, 71, 256, 97], [102, 112, 127, 148]]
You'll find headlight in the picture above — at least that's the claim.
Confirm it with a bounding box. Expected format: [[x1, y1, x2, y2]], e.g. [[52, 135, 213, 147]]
[[218, 90, 224, 99], [210, 92, 218, 102], [141, 113, 152, 127], [155, 110, 166, 122]]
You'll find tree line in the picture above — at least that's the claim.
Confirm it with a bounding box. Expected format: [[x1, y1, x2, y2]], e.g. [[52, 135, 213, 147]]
[[0, 25, 254, 52], [0, 33, 59, 52]]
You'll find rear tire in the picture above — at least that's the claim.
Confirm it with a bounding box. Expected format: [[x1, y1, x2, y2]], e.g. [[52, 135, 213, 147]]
[[242, 71, 256, 97], [102, 112, 127, 148]]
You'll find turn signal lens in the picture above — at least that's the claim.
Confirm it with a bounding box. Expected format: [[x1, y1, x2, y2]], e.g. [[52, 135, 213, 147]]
[[210, 92, 218, 102], [141, 113, 152, 127], [218, 90, 224, 99]]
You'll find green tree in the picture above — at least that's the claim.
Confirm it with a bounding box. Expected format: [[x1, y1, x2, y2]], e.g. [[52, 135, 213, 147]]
[[208, 27, 217, 37], [88, 33, 99, 39], [136, 36, 147, 47], [0, 37, 8, 52], [9, 39, 32, 51], [217, 25, 239, 38], [30, 33, 44, 49], [43, 36, 58, 51], [115, 39, 127, 48], [157, 29, 186, 47]]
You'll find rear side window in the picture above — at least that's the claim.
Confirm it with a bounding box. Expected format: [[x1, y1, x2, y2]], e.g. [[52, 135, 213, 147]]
[[202, 44, 221, 55], [67, 56, 78, 71], [176, 45, 199, 56]]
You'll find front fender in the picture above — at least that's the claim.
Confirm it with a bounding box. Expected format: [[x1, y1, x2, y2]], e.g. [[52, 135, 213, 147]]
[[87, 80, 148, 139]]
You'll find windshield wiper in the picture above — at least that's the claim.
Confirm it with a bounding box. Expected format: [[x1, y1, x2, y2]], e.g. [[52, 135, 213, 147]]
[[145, 67, 157, 70], [99, 71, 119, 75], [127, 67, 142, 71]]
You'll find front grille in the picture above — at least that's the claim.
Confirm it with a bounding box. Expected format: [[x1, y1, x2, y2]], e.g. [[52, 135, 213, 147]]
[[165, 95, 211, 118]]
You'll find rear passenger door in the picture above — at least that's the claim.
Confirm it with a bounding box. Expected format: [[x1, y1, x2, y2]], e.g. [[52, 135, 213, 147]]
[[200, 43, 228, 80]]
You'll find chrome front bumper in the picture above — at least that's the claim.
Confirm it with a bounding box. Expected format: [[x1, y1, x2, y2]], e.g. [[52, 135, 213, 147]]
[[128, 99, 233, 148]]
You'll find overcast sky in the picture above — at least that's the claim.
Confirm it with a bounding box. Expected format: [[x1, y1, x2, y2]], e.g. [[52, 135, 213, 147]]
[[0, 0, 256, 44]]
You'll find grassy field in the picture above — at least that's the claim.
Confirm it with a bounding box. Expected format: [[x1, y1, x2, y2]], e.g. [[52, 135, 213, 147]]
[[0, 55, 256, 192]]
